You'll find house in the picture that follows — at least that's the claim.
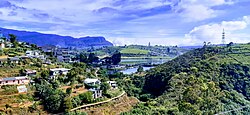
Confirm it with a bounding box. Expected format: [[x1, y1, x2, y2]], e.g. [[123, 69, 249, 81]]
[[24, 69, 37, 76], [107, 81, 118, 89], [8, 57, 20, 64], [0, 76, 30, 86], [49, 68, 70, 79], [89, 88, 102, 99], [25, 50, 39, 57], [84, 78, 101, 86]]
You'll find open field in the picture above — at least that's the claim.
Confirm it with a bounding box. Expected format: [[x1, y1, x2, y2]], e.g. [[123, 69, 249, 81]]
[[120, 48, 149, 54]]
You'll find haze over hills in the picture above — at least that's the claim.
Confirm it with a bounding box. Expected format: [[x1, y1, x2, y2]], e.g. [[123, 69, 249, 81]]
[[0, 27, 113, 48]]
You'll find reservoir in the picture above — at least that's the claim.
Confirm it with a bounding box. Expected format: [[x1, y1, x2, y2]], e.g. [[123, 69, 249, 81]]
[[121, 67, 154, 74]]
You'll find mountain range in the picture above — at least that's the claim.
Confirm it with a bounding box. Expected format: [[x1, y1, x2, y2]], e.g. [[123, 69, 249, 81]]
[[0, 27, 113, 48]]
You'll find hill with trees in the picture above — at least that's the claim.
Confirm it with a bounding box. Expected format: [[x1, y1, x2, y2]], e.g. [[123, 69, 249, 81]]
[[121, 43, 250, 114], [0, 28, 113, 48]]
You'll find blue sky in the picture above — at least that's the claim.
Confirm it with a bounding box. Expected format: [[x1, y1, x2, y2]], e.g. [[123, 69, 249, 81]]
[[0, 0, 250, 46]]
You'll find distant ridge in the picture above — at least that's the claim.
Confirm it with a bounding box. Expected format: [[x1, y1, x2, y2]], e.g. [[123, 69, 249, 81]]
[[0, 27, 113, 48]]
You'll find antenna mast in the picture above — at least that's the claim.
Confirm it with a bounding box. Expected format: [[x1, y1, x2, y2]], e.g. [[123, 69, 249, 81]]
[[222, 29, 226, 45]]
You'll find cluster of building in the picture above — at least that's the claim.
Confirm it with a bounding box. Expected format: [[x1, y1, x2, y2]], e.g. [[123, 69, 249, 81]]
[[0, 66, 119, 100], [41, 45, 79, 63], [0, 50, 48, 66], [0, 68, 69, 86]]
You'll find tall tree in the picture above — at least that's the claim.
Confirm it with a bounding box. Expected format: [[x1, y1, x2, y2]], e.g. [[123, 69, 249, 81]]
[[9, 34, 17, 43], [88, 53, 98, 63], [111, 51, 121, 65], [8, 34, 18, 47], [79, 53, 88, 63]]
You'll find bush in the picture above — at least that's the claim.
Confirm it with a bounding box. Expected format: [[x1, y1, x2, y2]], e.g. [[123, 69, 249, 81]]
[[0, 85, 18, 95], [79, 91, 93, 104]]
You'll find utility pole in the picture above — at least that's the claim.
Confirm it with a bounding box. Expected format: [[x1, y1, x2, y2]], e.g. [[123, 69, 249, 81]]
[[222, 29, 226, 45]]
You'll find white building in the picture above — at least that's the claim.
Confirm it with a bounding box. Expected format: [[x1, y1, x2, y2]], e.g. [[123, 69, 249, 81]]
[[50, 68, 70, 76], [49, 68, 70, 79], [26, 51, 37, 56], [89, 88, 102, 99], [84, 78, 101, 86]]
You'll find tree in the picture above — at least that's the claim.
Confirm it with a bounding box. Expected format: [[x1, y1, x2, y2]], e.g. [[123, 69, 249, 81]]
[[41, 70, 50, 80], [44, 89, 65, 113], [101, 82, 110, 94], [88, 53, 99, 63], [79, 53, 88, 63], [64, 96, 73, 112], [9, 34, 18, 47], [9, 34, 16, 43], [66, 87, 73, 96], [137, 66, 144, 73], [31, 44, 37, 49], [111, 51, 121, 65], [66, 69, 78, 83], [19, 68, 26, 76], [79, 92, 93, 103], [36, 81, 65, 113]]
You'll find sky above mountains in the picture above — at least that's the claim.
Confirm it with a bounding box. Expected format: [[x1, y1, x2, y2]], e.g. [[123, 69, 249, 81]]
[[0, 0, 250, 46]]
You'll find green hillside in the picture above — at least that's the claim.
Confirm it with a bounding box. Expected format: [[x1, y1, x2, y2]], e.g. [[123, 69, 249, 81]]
[[121, 43, 250, 115]]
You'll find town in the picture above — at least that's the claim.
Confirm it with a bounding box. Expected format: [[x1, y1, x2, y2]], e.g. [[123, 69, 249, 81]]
[[0, 31, 185, 114]]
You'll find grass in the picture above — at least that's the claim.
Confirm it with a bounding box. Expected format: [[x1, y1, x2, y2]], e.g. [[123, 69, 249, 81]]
[[107, 89, 123, 98], [120, 48, 149, 54]]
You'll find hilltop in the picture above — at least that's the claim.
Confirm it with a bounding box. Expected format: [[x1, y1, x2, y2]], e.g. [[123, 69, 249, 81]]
[[121, 43, 250, 114], [0, 27, 113, 48]]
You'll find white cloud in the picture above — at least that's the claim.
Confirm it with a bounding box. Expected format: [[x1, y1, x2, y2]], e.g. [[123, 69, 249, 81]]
[[185, 16, 250, 45], [173, 0, 234, 21]]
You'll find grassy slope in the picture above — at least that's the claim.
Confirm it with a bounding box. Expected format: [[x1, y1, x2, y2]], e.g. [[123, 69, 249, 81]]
[[83, 95, 139, 115], [123, 44, 250, 115]]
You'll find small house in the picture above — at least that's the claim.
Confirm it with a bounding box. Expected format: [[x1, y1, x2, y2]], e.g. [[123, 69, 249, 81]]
[[0, 76, 30, 86], [107, 81, 118, 89], [25, 69, 37, 76], [49, 68, 70, 79], [50, 68, 70, 76]]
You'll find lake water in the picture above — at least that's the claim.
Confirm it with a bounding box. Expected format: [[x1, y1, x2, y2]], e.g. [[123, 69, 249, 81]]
[[121, 67, 154, 74], [120, 58, 170, 65]]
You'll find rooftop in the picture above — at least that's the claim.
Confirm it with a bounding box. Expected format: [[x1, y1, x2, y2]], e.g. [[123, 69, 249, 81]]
[[84, 78, 100, 84], [0, 76, 28, 81], [50, 68, 70, 71]]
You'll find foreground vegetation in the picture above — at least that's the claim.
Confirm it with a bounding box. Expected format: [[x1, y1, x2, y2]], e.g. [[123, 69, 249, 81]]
[[120, 43, 250, 114]]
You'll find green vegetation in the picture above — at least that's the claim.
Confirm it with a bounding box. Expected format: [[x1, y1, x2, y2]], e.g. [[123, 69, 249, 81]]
[[121, 43, 250, 114], [120, 48, 149, 55]]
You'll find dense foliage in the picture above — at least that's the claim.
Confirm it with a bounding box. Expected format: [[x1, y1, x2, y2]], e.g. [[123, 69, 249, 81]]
[[122, 44, 250, 114]]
